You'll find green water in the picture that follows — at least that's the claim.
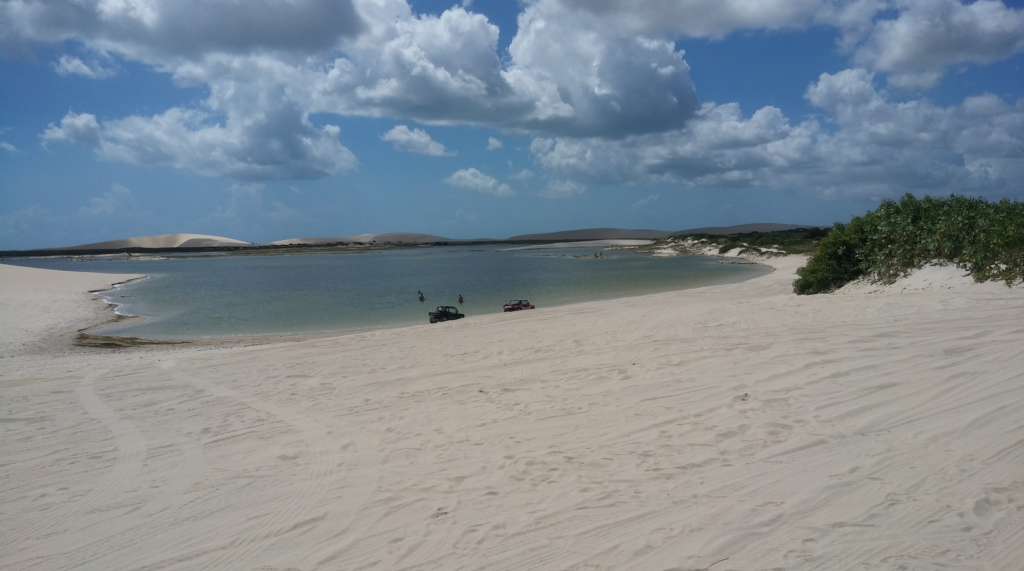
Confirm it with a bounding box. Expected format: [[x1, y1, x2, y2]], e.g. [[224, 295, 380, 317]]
[[7, 245, 767, 339]]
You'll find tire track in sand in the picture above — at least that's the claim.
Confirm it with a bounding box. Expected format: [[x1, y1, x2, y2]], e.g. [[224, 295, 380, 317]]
[[172, 370, 341, 571], [0, 368, 148, 562]]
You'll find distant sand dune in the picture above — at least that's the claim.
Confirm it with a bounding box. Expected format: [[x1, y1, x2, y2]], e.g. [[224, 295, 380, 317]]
[[265, 232, 454, 245], [41, 225, 827, 252], [508, 228, 672, 241], [58, 233, 250, 250]]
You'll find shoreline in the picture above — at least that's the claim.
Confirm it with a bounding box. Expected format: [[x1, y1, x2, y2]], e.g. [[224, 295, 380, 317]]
[[2, 251, 1023, 570], [65, 251, 774, 347]]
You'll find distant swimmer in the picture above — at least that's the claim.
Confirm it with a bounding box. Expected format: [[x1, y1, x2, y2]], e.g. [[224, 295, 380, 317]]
[[458, 294, 464, 303], [419, 293, 425, 302]]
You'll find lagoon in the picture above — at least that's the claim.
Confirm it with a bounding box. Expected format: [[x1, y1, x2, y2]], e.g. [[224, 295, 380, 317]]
[[7, 245, 768, 339]]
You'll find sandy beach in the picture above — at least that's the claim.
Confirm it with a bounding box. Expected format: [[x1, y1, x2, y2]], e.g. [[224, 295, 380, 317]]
[[2, 257, 1023, 570]]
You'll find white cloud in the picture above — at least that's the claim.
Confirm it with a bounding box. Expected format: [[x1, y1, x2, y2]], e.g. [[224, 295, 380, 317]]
[[41, 107, 357, 180], [9, 0, 1024, 190], [510, 168, 534, 180], [539, 180, 585, 199], [41, 111, 102, 148], [382, 125, 452, 156], [1, 0, 364, 60], [444, 168, 515, 196], [553, 0, 825, 38], [852, 0, 1024, 89], [487, 137, 503, 150], [632, 194, 659, 208], [0, 141, 16, 152], [53, 55, 115, 78], [531, 69, 1024, 196], [505, 2, 700, 136]]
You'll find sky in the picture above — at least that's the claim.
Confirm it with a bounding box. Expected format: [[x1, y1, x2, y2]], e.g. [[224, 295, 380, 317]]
[[1, 0, 1023, 249]]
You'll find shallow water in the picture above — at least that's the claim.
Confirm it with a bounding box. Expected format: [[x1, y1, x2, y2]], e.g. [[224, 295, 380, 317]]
[[8, 245, 767, 338]]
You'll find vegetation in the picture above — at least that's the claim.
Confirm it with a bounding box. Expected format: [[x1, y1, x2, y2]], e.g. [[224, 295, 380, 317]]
[[793, 194, 1024, 294], [681, 227, 830, 256], [635, 227, 829, 257]]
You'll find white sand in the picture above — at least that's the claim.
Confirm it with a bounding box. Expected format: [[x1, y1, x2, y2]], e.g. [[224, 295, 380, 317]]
[[61, 233, 250, 250], [2, 258, 1023, 570], [0, 264, 145, 358]]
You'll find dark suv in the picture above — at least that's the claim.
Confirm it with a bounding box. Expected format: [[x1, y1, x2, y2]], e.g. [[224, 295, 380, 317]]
[[429, 306, 465, 323]]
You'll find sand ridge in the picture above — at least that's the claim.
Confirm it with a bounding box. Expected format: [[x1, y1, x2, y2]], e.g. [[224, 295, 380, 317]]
[[59, 233, 251, 250], [1, 258, 1023, 570]]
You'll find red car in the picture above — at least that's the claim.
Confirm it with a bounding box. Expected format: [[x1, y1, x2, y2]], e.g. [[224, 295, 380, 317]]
[[503, 299, 535, 312]]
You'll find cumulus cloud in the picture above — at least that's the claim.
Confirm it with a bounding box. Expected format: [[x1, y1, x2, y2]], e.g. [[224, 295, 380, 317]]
[[554, 0, 824, 38], [9, 0, 1024, 187], [444, 168, 515, 196], [504, 1, 700, 136], [510, 168, 534, 180], [852, 0, 1024, 89], [382, 125, 451, 156], [41, 107, 357, 180], [1, 0, 364, 61], [15, 1, 698, 176], [531, 69, 1024, 196], [0, 141, 16, 152], [42, 111, 102, 148], [487, 137, 503, 150], [53, 55, 116, 78]]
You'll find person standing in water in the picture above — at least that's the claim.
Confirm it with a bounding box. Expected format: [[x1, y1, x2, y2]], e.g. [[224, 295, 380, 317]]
[[458, 294, 463, 304]]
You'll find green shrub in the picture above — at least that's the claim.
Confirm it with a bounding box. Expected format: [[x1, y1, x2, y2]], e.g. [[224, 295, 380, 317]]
[[794, 194, 1024, 294]]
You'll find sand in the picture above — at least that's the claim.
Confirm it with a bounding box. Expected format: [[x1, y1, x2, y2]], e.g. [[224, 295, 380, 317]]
[[1, 258, 1023, 570], [59, 233, 251, 250], [0, 264, 146, 358]]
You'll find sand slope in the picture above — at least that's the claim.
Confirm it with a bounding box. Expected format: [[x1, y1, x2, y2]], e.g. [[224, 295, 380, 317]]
[[59, 233, 250, 250], [1, 259, 1023, 570]]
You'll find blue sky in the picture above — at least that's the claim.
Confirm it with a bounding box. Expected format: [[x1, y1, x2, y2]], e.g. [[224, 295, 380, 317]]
[[1, 0, 1023, 249]]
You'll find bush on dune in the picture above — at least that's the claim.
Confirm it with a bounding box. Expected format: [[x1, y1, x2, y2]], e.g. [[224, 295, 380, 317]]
[[794, 194, 1024, 295]]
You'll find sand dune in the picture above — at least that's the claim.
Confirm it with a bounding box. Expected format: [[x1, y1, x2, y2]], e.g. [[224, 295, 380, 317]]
[[265, 232, 454, 245], [58, 233, 251, 250], [1, 259, 1022, 570], [38, 225, 827, 252], [501, 239, 654, 250]]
